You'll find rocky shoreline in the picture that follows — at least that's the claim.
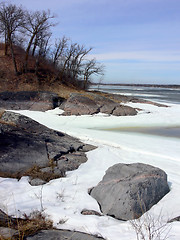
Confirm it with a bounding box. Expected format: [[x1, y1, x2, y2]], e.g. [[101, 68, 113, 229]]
[[0, 90, 171, 239], [0, 110, 95, 183], [0, 90, 167, 115]]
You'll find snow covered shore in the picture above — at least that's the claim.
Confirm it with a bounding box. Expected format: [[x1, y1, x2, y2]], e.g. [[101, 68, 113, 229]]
[[0, 102, 180, 239]]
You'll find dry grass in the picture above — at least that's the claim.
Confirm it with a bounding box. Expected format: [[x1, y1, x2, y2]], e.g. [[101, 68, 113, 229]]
[[0, 110, 17, 127], [0, 109, 5, 119], [0, 211, 53, 240], [0, 165, 65, 182], [23, 165, 66, 182], [0, 209, 53, 240], [0, 171, 22, 180], [0, 42, 86, 99], [0, 120, 16, 127], [15, 211, 53, 239]]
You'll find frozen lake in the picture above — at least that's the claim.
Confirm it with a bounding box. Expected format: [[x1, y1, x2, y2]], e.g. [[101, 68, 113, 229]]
[[90, 84, 180, 104]]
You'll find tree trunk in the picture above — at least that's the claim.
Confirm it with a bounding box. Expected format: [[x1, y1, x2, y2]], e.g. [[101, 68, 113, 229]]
[[32, 44, 37, 57], [4, 42, 8, 55], [84, 75, 88, 89], [4, 32, 8, 55], [32, 37, 38, 57], [9, 39, 18, 75], [35, 58, 39, 75], [24, 34, 36, 72]]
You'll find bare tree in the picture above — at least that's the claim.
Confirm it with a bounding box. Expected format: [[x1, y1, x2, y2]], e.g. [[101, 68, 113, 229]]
[[0, 2, 24, 74], [83, 58, 104, 89], [31, 29, 51, 57], [23, 9, 55, 72], [70, 44, 92, 82], [56, 42, 78, 82], [0, 2, 106, 87], [53, 40, 93, 85], [34, 32, 52, 75], [52, 36, 68, 67]]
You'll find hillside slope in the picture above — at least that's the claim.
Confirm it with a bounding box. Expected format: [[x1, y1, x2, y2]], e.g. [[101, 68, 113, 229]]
[[0, 43, 84, 99]]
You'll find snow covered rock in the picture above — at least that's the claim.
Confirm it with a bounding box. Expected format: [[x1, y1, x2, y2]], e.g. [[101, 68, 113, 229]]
[[90, 163, 170, 220]]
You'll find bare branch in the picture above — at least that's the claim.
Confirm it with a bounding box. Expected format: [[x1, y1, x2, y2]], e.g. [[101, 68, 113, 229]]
[[23, 9, 55, 72]]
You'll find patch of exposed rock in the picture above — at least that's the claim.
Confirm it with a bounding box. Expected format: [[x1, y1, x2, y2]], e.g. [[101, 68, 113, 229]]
[[26, 229, 104, 240], [81, 209, 102, 216], [0, 111, 96, 183], [0, 91, 64, 111], [90, 163, 170, 221], [0, 227, 18, 239], [62, 93, 137, 116], [168, 216, 180, 223], [62, 93, 99, 115]]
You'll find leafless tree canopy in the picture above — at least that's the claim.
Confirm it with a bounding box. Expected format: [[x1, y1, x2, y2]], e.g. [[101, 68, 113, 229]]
[[0, 2, 24, 74], [22, 9, 55, 72], [0, 2, 104, 88]]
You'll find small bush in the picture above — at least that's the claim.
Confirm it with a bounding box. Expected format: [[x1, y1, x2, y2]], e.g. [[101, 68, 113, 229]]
[[130, 211, 171, 240]]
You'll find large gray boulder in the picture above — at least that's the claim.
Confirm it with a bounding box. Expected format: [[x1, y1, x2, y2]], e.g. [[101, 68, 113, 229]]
[[26, 229, 104, 240], [88, 93, 118, 115], [112, 105, 137, 116], [90, 163, 170, 220], [0, 111, 95, 182], [63, 93, 99, 115]]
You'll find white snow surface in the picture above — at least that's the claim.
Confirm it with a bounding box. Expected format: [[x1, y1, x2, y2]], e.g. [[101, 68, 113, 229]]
[[0, 102, 180, 239]]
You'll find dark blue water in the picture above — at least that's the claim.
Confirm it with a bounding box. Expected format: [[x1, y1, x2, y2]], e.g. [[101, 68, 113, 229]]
[[90, 85, 180, 104]]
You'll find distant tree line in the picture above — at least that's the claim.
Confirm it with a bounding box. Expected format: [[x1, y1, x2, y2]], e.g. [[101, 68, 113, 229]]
[[0, 2, 104, 89]]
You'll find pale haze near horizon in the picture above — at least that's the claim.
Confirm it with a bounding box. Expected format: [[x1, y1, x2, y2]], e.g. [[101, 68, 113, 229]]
[[9, 0, 180, 85]]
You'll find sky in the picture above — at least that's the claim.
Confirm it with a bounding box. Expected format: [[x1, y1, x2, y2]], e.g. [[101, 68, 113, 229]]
[[8, 0, 180, 84]]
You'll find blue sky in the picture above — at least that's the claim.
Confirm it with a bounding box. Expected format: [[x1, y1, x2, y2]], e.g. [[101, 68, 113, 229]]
[[10, 0, 180, 84]]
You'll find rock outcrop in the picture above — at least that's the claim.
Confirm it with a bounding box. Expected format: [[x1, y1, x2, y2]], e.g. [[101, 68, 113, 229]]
[[62, 93, 99, 115], [26, 229, 104, 240], [0, 91, 64, 111], [168, 216, 180, 223], [0, 111, 95, 183], [90, 163, 170, 220], [62, 93, 137, 116]]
